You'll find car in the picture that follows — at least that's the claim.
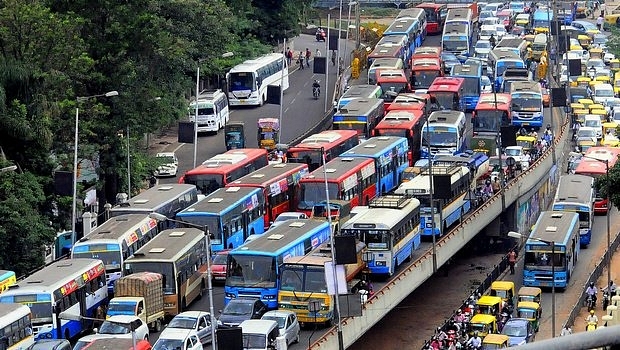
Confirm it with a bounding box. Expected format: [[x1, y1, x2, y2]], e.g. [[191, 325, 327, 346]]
[[541, 87, 550, 107], [584, 115, 603, 138], [515, 13, 530, 26], [218, 298, 268, 328], [475, 40, 492, 56], [27, 340, 72, 350], [261, 310, 301, 346], [571, 20, 598, 33], [154, 152, 179, 177], [501, 318, 535, 346], [73, 316, 150, 350], [481, 16, 502, 27], [211, 249, 230, 283], [575, 126, 598, 144], [269, 212, 308, 229], [162, 311, 214, 345], [440, 52, 461, 74], [152, 329, 202, 350], [504, 146, 530, 170]]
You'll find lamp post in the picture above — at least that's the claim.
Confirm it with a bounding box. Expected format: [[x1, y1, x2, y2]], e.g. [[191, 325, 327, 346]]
[[343, 1, 358, 68], [508, 231, 556, 337], [72, 91, 119, 245], [59, 312, 139, 349], [148, 213, 217, 349]]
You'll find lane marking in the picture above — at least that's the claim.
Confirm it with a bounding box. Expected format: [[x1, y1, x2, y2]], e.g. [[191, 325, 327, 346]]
[[173, 143, 185, 153]]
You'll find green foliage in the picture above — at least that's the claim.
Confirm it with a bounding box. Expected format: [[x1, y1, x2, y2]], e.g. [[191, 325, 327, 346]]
[[600, 162, 620, 210]]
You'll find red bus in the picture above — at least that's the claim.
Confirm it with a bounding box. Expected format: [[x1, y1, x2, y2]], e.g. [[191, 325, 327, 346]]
[[412, 46, 442, 61], [411, 57, 443, 90], [416, 3, 448, 34], [428, 77, 465, 111], [180, 148, 269, 195], [372, 109, 424, 165], [226, 162, 309, 228], [471, 93, 512, 155], [368, 44, 405, 66], [296, 156, 377, 216], [376, 69, 412, 110], [574, 147, 620, 214], [286, 130, 359, 171]]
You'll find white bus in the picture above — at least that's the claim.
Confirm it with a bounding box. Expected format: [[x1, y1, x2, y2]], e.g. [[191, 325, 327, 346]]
[[71, 214, 162, 294], [0, 303, 35, 349], [227, 53, 289, 107], [0, 259, 108, 341], [189, 89, 230, 133]]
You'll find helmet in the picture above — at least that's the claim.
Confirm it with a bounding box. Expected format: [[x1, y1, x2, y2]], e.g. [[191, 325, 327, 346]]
[[591, 282, 595, 287], [590, 310, 595, 315]]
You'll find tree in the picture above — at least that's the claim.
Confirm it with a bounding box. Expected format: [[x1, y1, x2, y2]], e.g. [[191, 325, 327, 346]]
[[597, 162, 620, 210]]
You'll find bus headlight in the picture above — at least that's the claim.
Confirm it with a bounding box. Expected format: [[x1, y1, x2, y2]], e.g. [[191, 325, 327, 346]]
[[225, 293, 237, 299], [264, 295, 277, 300]]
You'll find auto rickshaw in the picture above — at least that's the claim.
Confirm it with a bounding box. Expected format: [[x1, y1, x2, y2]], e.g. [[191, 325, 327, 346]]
[[589, 103, 605, 112], [574, 108, 590, 124], [518, 286, 542, 304], [490, 281, 515, 307], [516, 135, 536, 153], [604, 14, 620, 30], [257, 117, 280, 151], [577, 77, 592, 88], [595, 75, 611, 84], [601, 122, 620, 146], [611, 59, 620, 73], [614, 72, 620, 95], [476, 295, 504, 317], [469, 314, 499, 338], [482, 334, 510, 349], [589, 79, 602, 88], [578, 138, 597, 153], [589, 47, 603, 60], [591, 109, 608, 121], [516, 301, 542, 332], [578, 35, 592, 50], [224, 121, 245, 150], [578, 98, 594, 109]]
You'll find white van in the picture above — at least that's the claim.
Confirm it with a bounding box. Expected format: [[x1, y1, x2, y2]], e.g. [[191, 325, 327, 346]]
[[368, 57, 404, 85], [239, 319, 279, 350], [189, 89, 230, 133], [584, 114, 603, 139], [592, 83, 615, 105]]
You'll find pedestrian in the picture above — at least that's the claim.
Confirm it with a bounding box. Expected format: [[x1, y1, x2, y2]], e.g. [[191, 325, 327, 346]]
[[286, 47, 293, 66], [560, 325, 572, 336], [331, 50, 337, 66], [298, 51, 304, 70], [305, 48, 311, 68], [508, 250, 517, 275], [315, 48, 322, 57], [597, 15, 604, 30]]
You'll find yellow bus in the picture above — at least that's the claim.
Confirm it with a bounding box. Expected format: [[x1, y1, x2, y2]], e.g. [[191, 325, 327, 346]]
[[123, 228, 209, 317], [0, 303, 34, 349], [0, 270, 16, 294]]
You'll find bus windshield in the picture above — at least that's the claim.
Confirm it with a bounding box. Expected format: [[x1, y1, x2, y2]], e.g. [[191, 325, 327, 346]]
[[512, 95, 542, 111], [424, 8, 439, 22], [125, 262, 175, 294], [433, 92, 456, 109], [298, 183, 339, 209], [287, 150, 321, 169], [414, 71, 440, 88], [524, 251, 564, 268], [178, 216, 222, 246], [73, 249, 122, 272], [358, 230, 390, 249], [228, 72, 255, 91], [423, 130, 458, 147], [227, 255, 276, 288], [474, 110, 504, 132], [380, 83, 409, 101], [497, 61, 523, 77], [184, 174, 224, 195], [443, 38, 468, 52], [1, 296, 52, 323]]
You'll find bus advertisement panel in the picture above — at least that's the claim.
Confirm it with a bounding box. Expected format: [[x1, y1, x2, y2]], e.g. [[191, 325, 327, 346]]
[[574, 147, 620, 214], [176, 186, 266, 252], [451, 62, 483, 112], [0, 270, 16, 294], [416, 3, 448, 34], [227, 53, 289, 107], [428, 77, 465, 111], [552, 175, 595, 247], [297, 157, 377, 216], [224, 219, 332, 309], [421, 110, 467, 158], [180, 148, 269, 195], [523, 212, 580, 289], [372, 110, 424, 165], [286, 130, 359, 172], [333, 98, 385, 141]]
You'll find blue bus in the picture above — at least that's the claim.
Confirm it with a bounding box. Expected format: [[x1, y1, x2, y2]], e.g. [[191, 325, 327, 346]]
[[341, 195, 421, 276], [0, 259, 107, 340], [340, 136, 409, 195], [176, 186, 266, 252], [451, 62, 483, 112], [395, 165, 471, 237], [533, 9, 553, 31], [552, 175, 595, 247], [433, 152, 490, 184], [224, 219, 331, 309], [383, 17, 419, 61], [523, 211, 580, 289]]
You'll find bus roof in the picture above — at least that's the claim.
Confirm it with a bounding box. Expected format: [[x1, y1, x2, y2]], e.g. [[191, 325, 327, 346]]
[[384, 110, 424, 121], [0, 303, 30, 327], [510, 80, 542, 93], [428, 77, 465, 92], [341, 195, 420, 230], [177, 187, 262, 215], [475, 93, 512, 111], [529, 211, 579, 245], [395, 165, 469, 195], [226, 163, 308, 189], [427, 110, 465, 125], [342, 85, 382, 98], [337, 98, 384, 115], [369, 44, 403, 59], [416, 3, 446, 9], [302, 157, 376, 183], [293, 130, 359, 148], [110, 184, 196, 214], [0, 270, 15, 280], [76, 214, 157, 244], [231, 219, 330, 256], [128, 228, 205, 262], [554, 174, 594, 204], [452, 62, 482, 77], [228, 53, 284, 74], [397, 8, 425, 19], [341, 136, 409, 158], [491, 48, 522, 61], [412, 58, 441, 69], [375, 117, 420, 131], [376, 35, 407, 47], [5, 259, 104, 294], [283, 240, 366, 266], [184, 149, 268, 175], [384, 18, 417, 35]]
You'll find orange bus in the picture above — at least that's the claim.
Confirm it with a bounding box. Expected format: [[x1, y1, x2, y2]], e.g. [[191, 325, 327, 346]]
[[372, 110, 425, 165], [574, 147, 620, 214], [428, 77, 465, 111], [471, 93, 512, 155], [411, 57, 443, 90], [286, 130, 359, 171], [416, 3, 448, 34]]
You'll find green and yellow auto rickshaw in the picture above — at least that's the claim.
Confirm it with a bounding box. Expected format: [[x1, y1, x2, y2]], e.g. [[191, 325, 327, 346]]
[[469, 314, 499, 338], [518, 286, 542, 304], [482, 334, 510, 349], [517, 301, 542, 332], [516, 135, 536, 154]]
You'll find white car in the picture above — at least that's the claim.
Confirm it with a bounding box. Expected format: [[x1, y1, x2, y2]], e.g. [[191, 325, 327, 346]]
[[504, 146, 530, 170], [154, 152, 179, 177], [153, 329, 202, 350], [162, 311, 214, 345], [475, 40, 492, 56], [73, 316, 150, 349], [261, 310, 301, 346], [269, 212, 308, 229]]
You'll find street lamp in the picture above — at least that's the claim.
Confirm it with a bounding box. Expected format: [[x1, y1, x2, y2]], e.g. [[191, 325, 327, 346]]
[[148, 213, 217, 350], [58, 311, 140, 349], [343, 1, 358, 68], [72, 91, 119, 245], [508, 231, 557, 337]]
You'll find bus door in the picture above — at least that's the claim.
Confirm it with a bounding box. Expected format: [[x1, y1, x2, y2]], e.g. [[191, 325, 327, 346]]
[[78, 289, 88, 328], [242, 210, 250, 240]]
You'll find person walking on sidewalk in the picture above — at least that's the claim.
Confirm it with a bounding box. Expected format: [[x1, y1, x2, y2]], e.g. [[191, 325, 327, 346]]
[[508, 250, 517, 275], [305, 48, 311, 68], [315, 48, 322, 57], [331, 50, 337, 66], [298, 51, 305, 70]]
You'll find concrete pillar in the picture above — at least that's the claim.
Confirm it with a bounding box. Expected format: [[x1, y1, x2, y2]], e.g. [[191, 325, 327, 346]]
[[602, 314, 613, 327], [606, 305, 618, 326], [82, 212, 97, 236]]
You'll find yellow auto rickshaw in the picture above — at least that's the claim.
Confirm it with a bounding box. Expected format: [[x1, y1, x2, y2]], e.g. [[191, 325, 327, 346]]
[[570, 38, 583, 51], [476, 295, 504, 316], [577, 77, 592, 88], [578, 138, 597, 153], [591, 109, 608, 121], [518, 286, 542, 304], [578, 34, 592, 49], [571, 102, 585, 111], [574, 109, 590, 124], [589, 80, 602, 87], [517, 301, 542, 332], [614, 72, 620, 95], [602, 122, 620, 146], [611, 59, 620, 73], [482, 334, 510, 349], [578, 98, 594, 109], [490, 281, 515, 306], [516, 135, 537, 153], [589, 103, 605, 112], [589, 47, 604, 60], [604, 14, 620, 30], [469, 314, 498, 338], [595, 75, 611, 84]]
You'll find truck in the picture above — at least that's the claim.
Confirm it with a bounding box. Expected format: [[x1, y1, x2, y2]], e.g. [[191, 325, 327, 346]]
[[107, 272, 165, 332]]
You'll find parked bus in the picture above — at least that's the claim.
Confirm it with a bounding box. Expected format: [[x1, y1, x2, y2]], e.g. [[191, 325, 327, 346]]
[[71, 214, 161, 293], [188, 89, 229, 133], [335, 85, 383, 112], [286, 130, 359, 172], [124, 228, 208, 316], [297, 157, 377, 216], [341, 195, 421, 276], [574, 147, 620, 214], [0, 270, 16, 294], [176, 186, 265, 252], [427, 77, 465, 111], [0, 303, 35, 349], [420, 110, 468, 158], [523, 211, 580, 289], [372, 110, 425, 165], [411, 57, 443, 90], [451, 62, 483, 112], [0, 259, 107, 340], [227, 53, 289, 107], [340, 136, 410, 195], [180, 148, 269, 195], [332, 98, 385, 140], [552, 175, 595, 247], [278, 240, 366, 325], [225, 163, 309, 228], [395, 165, 471, 236], [109, 184, 199, 224], [510, 81, 544, 129], [416, 3, 448, 34], [224, 219, 332, 309], [471, 93, 512, 155]]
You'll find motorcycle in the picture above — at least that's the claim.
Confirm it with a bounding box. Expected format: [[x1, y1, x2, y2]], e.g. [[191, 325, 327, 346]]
[[586, 294, 596, 311], [315, 30, 326, 42], [312, 85, 321, 99], [586, 321, 598, 331], [498, 312, 511, 332], [602, 291, 610, 311]]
